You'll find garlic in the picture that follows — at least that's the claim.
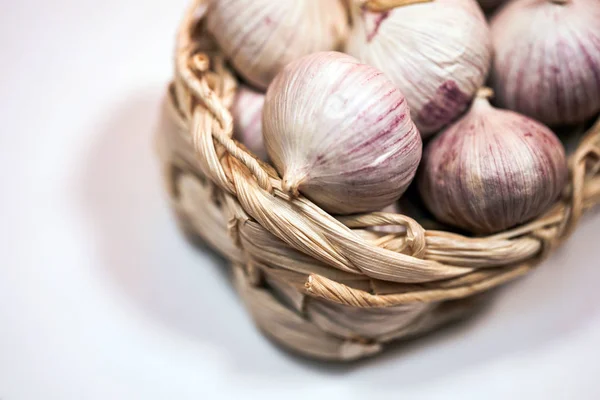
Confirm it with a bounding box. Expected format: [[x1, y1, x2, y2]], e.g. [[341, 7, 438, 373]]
[[491, 0, 600, 126], [206, 0, 349, 90], [346, 0, 492, 137], [231, 85, 267, 161], [418, 89, 568, 234], [263, 51, 422, 215]]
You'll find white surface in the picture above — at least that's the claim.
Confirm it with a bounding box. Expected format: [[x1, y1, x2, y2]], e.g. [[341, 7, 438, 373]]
[[1, 1, 600, 399]]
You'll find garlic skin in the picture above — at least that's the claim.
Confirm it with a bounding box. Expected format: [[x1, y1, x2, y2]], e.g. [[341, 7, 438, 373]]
[[263, 52, 422, 215], [491, 0, 600, 126], [346, 0, 492, 136], [231, 85, 267, 161], [418, 95, 568, 234], [206, 0, 349, 90]]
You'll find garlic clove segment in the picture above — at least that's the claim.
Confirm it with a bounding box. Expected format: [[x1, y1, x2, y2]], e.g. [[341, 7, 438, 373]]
[[418, 91, 568, 234], [231, 85, 267, 161], [491, 0, 600, 126], [206, 0, 349, 90], [346, 0, 492, 137], [263, 51, 422, 215]]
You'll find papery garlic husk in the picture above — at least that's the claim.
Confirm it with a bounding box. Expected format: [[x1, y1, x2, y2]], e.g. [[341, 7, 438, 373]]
[[231, 85, 267, 161], [418, 93, 568, 234], [346, 0, 492, 137], [206, 0, 349, 90], [263, 51, 422, 215], [491, 0, 600, 126]]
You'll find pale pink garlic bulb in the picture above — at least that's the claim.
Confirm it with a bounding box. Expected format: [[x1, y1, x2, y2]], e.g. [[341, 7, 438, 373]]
[[263, 52, 422, 215], [231, 85, 267, 161], [206, 0, 349, 90], [346, 0, 492, 137], [491, 0, 600, 126], [418, 91, 568, 234]]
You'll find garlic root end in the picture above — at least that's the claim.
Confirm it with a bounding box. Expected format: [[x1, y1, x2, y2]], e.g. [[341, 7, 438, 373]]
[[282, 173, 306, 197]]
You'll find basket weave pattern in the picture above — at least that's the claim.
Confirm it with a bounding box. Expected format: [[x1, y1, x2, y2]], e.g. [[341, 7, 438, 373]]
[[156, 1, 600, 361]]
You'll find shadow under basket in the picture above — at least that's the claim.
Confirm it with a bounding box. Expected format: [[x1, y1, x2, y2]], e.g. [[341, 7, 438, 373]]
[[156, 1, 600, 361]]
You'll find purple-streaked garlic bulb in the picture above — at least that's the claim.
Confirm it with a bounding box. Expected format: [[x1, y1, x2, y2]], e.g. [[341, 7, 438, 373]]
[[491, 0, 600, 126], [206, 0, 349, 90], [263, 52, 422, 215], [231, 85, 267, 161], [418, 90, 568, 234], [346, 0, 492, 137]]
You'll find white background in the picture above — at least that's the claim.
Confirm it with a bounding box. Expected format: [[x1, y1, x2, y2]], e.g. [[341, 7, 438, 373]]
[[1, 1, 600, 398]]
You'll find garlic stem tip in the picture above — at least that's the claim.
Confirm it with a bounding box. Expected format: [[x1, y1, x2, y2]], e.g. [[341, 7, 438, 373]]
[[549, 0, 569, 4], [282, 174, 304, 197], [476, 87, 494, 100]]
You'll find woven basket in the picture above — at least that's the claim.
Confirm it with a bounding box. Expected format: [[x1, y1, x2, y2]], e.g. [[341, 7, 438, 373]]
[[156, 0, 600, 361]]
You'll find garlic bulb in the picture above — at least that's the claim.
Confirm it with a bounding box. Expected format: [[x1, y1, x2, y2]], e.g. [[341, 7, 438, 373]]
[[418, 90, 568, 234], [346, 0, 492, 136], [206, 0, 349, 90], [491, 0, 600, 126], [232, 85, 267, 161], [263, 52, 422, 215]]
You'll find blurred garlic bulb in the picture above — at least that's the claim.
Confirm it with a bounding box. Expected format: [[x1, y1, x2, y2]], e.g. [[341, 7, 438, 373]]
[[231, 85, 267, 161], [418, 90, 568, 234], [346, 0, 492, 136], [491, 0, 600, 126], [263, 52, 422, 215], [206, 0, 349, 90]]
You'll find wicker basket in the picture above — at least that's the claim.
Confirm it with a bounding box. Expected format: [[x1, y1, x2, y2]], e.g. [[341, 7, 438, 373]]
[[156, 1, 600, 361]]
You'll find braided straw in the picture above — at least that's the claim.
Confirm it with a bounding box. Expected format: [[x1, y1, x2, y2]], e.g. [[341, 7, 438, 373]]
[[156, 0, 600, 361]]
